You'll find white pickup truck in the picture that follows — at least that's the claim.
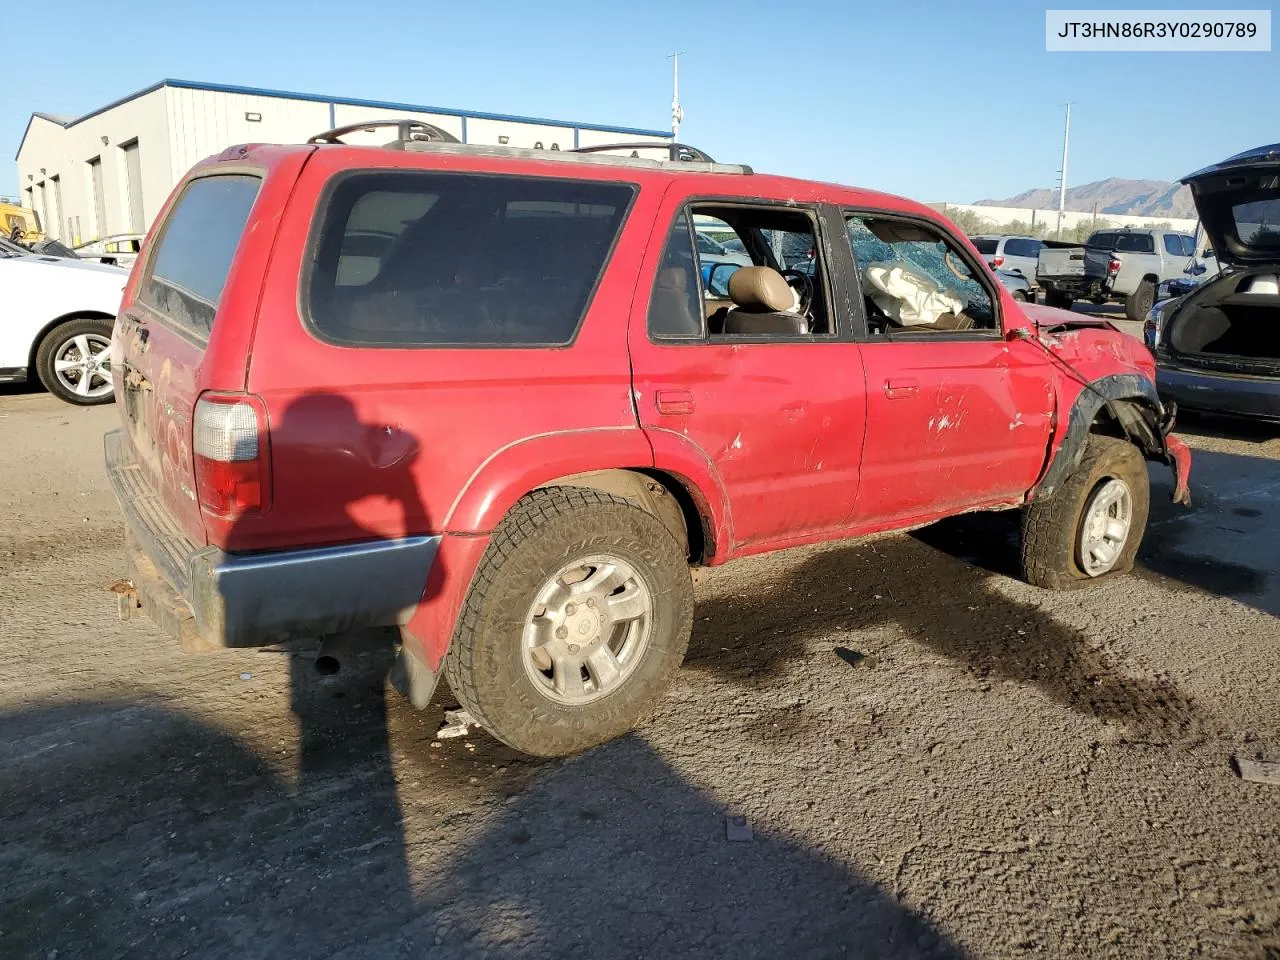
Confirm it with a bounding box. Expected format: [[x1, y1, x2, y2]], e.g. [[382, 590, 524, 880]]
[[1036, 228, 1197, 321]]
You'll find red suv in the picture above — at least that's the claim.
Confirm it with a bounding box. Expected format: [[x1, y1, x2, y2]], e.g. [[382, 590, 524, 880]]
[[107, 124, 1191, 757]]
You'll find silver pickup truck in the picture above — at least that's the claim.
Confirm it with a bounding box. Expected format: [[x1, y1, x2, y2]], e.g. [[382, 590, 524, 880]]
[[1037, 228, 1197, 320]]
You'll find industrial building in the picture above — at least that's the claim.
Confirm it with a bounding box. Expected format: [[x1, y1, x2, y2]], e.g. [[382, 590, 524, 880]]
[[15, 79, 672, 246]]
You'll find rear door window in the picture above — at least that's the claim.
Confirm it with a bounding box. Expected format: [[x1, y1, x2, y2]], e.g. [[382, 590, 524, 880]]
[[1233, 198, 1280, 249], [1114, 233, 1155, 253], [139, 175, 262, 337], [1004, 238, 1041, 258], [306, 171, 634, 346]]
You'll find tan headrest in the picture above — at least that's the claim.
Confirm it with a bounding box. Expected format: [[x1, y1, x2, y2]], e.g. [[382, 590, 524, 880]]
[[728, 266, 793, 313]]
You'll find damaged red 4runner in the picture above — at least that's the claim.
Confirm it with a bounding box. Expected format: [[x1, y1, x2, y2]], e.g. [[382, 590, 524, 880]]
[[106, 122, 1191, 757]]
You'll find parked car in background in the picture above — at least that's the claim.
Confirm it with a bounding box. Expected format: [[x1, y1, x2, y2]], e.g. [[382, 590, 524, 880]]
[[995, 268, 1034, 302], [106, 125, 1190, 760], [1037, 227, 1196, 320], [75, 233, 144, 270], [0, 243, 127, 404], [969, 235, 1045, 284], [1149, 142, 1280, 423]]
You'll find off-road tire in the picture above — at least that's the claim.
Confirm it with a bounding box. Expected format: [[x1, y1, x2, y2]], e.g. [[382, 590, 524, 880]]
[[442, 487, 694, 757], [1020, 435, 1150, 590], [1125, 280, 1156, 322], [35, 317, 116, 406], [1045, 290, 1074, 310]]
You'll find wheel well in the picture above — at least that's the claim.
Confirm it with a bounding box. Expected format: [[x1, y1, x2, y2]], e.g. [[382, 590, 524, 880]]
[[536, 468, 710, 563], [28, 311, 115, 371], [1088, 398, 1162, 455]]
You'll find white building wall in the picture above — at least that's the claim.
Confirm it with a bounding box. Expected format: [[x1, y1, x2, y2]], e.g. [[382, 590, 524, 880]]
[[17, 84, 671, 244], [16, 88, 171, 243], [933, 202, 1198, 234], [166, 88, 329, 178]]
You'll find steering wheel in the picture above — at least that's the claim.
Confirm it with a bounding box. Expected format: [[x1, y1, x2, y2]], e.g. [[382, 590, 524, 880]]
[[780, 268, 815, 319], [943, 249, 969, 282]]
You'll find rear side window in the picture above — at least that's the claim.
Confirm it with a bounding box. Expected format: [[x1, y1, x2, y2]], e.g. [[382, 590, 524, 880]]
[[1086, 232, 1117, 249], [970, 238, 998, 255], [1234, 198, 1280, 249], [139, 175, 261, 336], [1004, 238, 1041, 258], [1114, 233, 1155, 253], [306, 171, 634, 346]]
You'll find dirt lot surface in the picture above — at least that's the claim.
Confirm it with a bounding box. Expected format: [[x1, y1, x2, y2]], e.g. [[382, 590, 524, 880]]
[[1, 384, 1277, 960]]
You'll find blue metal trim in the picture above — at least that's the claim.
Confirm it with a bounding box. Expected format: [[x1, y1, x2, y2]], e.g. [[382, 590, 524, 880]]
[[19, 77, 671, 162]]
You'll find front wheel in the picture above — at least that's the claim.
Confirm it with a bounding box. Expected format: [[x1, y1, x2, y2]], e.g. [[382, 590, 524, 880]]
[[442, 487, 694, 757], [34, 317, 116, 406], [1020, 436, 1150, 590]]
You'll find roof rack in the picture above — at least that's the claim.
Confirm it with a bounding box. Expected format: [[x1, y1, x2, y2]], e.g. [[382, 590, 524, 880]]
[[572, 141, 717, 163], [308, 119, 460, 146], [308, 118, 752, 174]]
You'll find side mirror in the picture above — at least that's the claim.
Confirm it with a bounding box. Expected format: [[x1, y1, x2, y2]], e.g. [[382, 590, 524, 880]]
[[704, 262, 741, 298]]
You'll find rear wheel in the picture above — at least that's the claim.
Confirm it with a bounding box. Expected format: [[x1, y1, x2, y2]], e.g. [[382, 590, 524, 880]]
[[35, 317, 116, 406], [1020, 435, 1150, 590], [1125, 279, 1156, 322], [442, 487, 693, 757], [1045, 290, 1074, 310]]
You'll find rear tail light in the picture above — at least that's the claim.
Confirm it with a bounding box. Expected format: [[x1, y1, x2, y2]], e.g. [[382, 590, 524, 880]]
[[1108, 258, 1122, 274], [193, 392, 271, 518], [991, 255, 1005, 268]]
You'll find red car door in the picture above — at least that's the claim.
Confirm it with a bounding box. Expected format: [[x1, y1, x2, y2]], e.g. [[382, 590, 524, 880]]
[[843, 212, 1054, 525], [628, 196, 867, 552]]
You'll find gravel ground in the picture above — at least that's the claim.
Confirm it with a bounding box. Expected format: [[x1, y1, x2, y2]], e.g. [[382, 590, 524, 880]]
[[0, 384, 1277, 960]]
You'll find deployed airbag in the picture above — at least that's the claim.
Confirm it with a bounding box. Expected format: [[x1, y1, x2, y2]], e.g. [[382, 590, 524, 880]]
[[863, 262, 965, 326]]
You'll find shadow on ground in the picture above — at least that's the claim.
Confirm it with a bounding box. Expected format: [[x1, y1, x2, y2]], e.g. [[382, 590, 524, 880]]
[[686, 512, 1203, 742], [0, 678, 961, 959]]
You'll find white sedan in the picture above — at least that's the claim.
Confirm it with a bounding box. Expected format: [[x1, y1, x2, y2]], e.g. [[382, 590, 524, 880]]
[[0, 245, 128, 405]]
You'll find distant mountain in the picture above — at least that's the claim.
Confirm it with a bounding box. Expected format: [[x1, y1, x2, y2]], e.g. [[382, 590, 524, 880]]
[[976, 178, 1197, 219]]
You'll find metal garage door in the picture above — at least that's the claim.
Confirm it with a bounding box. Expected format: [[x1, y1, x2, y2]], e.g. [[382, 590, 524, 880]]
[[122, 140, 144, 232]]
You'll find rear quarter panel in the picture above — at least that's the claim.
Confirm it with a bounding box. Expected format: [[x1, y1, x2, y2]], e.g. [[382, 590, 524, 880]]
[[239, 148, 666, 553]]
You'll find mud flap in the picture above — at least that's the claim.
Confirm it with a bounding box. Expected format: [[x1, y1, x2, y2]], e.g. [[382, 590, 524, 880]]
[[390, 633, 440, 709]]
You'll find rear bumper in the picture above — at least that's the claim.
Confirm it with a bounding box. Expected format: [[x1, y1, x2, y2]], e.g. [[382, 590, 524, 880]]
[[1157, 366, 1280, 423], [1040, 276, 1110, 300], [105, 429, 440, 649]]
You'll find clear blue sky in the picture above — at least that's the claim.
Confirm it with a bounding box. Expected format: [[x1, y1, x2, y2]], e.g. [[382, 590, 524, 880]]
[[4, 0, 1276, 202]]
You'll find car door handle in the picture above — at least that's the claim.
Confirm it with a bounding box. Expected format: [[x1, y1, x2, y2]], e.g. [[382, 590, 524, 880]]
[[884, 378, 919, 400], [655, 389, 696, 416]]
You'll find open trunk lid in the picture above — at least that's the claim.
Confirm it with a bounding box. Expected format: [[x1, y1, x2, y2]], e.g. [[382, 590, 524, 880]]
[[113, 171, 267, 547], [1182, 143, 1280, 268]]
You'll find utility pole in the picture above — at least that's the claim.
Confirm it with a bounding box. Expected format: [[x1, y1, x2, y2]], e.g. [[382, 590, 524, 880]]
[[669, 52, 685, 142], [1056, 102, 1073, 240]]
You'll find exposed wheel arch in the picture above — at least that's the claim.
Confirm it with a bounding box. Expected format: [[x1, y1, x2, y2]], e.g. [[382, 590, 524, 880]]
[[1032, 374, 1173, 502], [534, 468, 710, 563]]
